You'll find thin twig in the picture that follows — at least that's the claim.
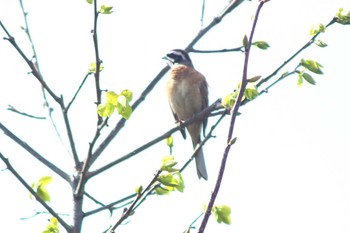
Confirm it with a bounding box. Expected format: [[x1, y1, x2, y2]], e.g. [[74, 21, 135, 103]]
[[191, 47, 244, 53], [109, 170, 162, 232], [256, 18, 337, 89], [7, 105, 46, 120], [84, 193, 136, 217], [66, 72, 92, 111], [0, 123, 71, 183], [0, 152, 72, 232], [198, 1, 266, 232]]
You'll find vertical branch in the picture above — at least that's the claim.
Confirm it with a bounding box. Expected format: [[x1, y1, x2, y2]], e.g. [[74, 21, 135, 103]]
[[198, 1, 266, 232], [93, 0, 103, 126]]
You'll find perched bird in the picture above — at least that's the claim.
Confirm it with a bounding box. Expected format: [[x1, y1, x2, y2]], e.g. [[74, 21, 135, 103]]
[[163, 49, 209, 180]]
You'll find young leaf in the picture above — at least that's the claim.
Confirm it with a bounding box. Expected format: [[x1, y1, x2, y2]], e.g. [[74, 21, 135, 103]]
[[89, 62, 104, 72], [297, 74, 303, 87], [38, 176, 52, 187], [135, 185, 143, 195], [161, 156, 178, 172], [174, 172, 185, 192], [252, 41, 270, 50], [242, 35, 249, 51], [315, 40, 328, 48], [310, 24, 325, 36], [336, 8, 350, 25], [212, 205, 232, 225], [166, 135, 173, 148], [302, 72, 316, 85], [106, 91, 119, 106], [43, 217, 59, 233], [155, 185, 173, 195], [97, 103, 114, 117], [86, 0, 93, 4], [37, 186, 51, 202], [300, 59, 323, 74], [247, 75, 261, 83], [157, 172, 179, 187], [244, 85, 259, 101], [116, 95, 132, 120], [121, 89, 133, 102], [99, 5, 113, 14], [222, 92, 236, 110]]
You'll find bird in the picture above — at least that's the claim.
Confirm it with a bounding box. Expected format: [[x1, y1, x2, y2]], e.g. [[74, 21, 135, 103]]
[[163, 49, 209, 180]]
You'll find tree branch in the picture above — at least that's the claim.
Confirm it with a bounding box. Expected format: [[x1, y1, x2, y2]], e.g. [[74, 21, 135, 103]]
[[0, 123, 71, 183], [199, 1, 266, 232], [0, 152, 72, 232]]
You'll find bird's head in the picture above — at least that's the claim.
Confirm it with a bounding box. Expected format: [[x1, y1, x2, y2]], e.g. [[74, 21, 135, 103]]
[[163, 49, 193, 67]]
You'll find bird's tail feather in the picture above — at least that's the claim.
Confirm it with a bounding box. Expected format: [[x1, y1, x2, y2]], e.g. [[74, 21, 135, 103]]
[[195, 147, 208, 180]]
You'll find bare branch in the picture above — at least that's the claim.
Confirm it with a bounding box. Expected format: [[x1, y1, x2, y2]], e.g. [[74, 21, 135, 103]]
[[191, 47, 244, 53], [7, 105, 46, 120], [199, 1, 266, 232], [0, 123, 71, 183], [84, 193, 136, 217], [0, 152, 72, 232]]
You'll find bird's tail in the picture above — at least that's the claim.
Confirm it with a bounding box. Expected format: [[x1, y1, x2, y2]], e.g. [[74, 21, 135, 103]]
[[194, 146, 208, 180]]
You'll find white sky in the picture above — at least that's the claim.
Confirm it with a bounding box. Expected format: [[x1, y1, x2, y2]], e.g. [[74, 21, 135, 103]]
[[0, 0, 350, 233]]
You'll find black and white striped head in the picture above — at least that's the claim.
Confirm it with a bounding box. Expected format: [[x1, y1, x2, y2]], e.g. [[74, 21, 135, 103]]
[[163, 49, 193, 67]]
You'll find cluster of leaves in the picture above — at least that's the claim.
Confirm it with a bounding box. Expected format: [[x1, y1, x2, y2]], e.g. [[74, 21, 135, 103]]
[[30, 176, 52, 202], [42, 217, 59, 233], [336, 8, 350, 25], [155, 156, 185, 195], [297, 59, 323, 87], [211, 205, 232, 225], [222, 79, 259, 111], [98, 90, 133, 119]]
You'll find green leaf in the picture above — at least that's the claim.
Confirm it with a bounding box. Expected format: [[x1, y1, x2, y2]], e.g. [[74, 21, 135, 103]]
[[297, 74, 303, 87], [86, 0, 93, 4], [244, 87, 258, 101], [252, 41, 270, 50], [161, 156, 178, 172], [242, 35, 249, 50], [89, 62, 104, 72], [97, 103, 114, 117], [336, 8, 350, 25], [222, 92, 236, 110], [157, 172, 179, 187], [212, 205, 232, 225], [155, 185, 173, 195], [116, 95, 132, 120], [106, 91, 119, 106], [135, 185, 143, 195], [174, 172, 185, 192], [300, 59, 323, 74], [166, 135, 173, 148], [38, 176, 52, 187], [37, 186, 51, 202], [43, 217, 59, 233], [309, 24, 325, 36], [121, 89, 133, 102], [302, 72, 316, 85], [99, 5, 113, 14], [247, 75, 261, 83], [315, 40, 328, 48]]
